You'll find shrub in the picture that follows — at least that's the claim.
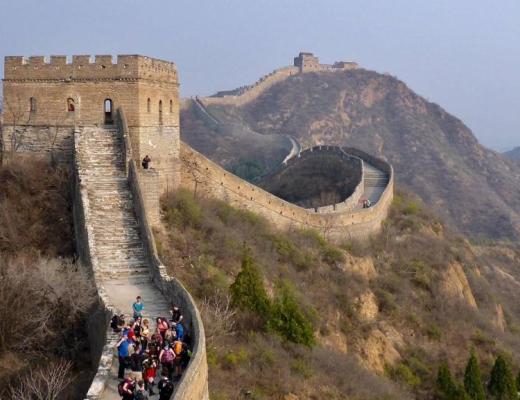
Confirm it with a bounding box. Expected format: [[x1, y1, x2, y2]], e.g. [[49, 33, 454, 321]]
[[267, 281, 315, 347], [299, 228, 326, 247], [387, 363, 421, 388], [0, 256, 95, 355], [229, 248, 271, 319], [223, 348, 248, 369], [291, 359, 313, 378], [321, 245, 346, 265], [425, 323, 442, 341], [403, 201, 421, 216], [269, 233, 296, 259], [163, 189, 203, 229], [291, 250, 315, 271], [207, 346, 218, 366]]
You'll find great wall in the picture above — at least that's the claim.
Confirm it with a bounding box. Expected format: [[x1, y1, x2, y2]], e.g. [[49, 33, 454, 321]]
[[200, 52, 358, 107], [1, 52, 392, 399]]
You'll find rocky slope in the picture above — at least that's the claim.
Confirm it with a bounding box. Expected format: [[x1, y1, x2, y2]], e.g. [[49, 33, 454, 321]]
[[504, 146, 520, 160], [181, 69, 520, 240], [157, 189, 520, 399]]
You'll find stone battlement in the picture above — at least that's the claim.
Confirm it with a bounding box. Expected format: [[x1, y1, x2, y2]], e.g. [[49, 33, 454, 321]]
[[201, 52, 357, 107], [4, 54, 178, 83]]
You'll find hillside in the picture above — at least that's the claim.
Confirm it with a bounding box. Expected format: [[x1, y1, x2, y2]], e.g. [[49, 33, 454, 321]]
[[504, 146, 520, 160], [0, 160, 95, 398], [181, 69, 520, 240], [157, 188, 520, 399]]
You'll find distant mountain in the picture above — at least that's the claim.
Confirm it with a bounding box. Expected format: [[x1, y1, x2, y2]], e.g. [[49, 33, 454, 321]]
[[504, 147, 520, 160], [181, 69, 520, 240]]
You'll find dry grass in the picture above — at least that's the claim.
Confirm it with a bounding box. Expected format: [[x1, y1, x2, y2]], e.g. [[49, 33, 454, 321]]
[[0, 159, 72, 257], [157, 189, 520, 399], [0, 159, 95, 399]]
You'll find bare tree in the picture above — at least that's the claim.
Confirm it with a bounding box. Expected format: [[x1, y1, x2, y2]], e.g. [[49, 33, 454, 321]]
[[45, 119, 64, 166], [181, 151, 208, 198], [8, 359, 74, 400], [2, 93, 31, 161], [199, 292, 237, 346], [0, 257, 95, 354]]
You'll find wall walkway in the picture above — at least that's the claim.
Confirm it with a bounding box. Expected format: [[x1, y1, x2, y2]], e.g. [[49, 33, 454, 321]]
[[75, 111, 208, 400], [180, 142, 393, 241]]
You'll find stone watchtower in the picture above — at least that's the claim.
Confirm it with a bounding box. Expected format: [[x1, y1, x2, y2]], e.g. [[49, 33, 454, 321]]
[[2, 54, 180, 191], [293, 52, 320, 73]]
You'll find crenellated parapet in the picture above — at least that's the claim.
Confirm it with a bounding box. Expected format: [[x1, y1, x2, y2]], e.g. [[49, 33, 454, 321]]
[[4, 54, 178, 83], [201, 52, 358, 107]]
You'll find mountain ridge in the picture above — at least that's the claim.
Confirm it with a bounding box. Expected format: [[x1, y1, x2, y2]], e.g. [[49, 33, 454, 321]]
[[504, 146, 520, 160], [181, 68, 520, 240]]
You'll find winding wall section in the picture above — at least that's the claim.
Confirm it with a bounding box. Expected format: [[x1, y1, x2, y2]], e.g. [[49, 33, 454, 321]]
[[180, 142, 393, 241]]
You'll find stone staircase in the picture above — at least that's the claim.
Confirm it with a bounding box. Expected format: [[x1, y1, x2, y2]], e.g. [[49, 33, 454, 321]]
[[76, 127, 149, 279], [77, 126, 173, 399], [363, 163, 390, 204]]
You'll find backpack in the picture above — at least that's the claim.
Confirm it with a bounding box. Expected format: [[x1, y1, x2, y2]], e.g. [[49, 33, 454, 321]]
[[161, 379, 174, 396], [161, 349, 174, 363], [110, 315, 119, 329], [134, 323, 141, 337], [118, 379, 133, 396], [173, 341, 183, 356]]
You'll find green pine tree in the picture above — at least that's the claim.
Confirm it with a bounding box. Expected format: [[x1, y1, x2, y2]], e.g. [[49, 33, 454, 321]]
[[229, 247, 271, 319], [437, 361, 469, 400], [464, 349, 486, 400], [267, 280, 315, 347], [488, 355, 518, 400]]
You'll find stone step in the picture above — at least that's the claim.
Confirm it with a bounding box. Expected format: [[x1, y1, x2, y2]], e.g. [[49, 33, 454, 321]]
[[96, 260, 149, 271], [96, 245, 145, 254], [96, 267, 149, 278], [97, 258, 148, 268], [96, 251, 146, 259], [93, 225, 140, 234]]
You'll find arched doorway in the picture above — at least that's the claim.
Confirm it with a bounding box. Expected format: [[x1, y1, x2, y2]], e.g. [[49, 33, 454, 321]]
[[104, 99, 113, 124]]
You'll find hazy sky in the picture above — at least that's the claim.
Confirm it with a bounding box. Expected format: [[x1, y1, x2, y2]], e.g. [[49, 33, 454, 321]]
[[1, 0, 519, 151]]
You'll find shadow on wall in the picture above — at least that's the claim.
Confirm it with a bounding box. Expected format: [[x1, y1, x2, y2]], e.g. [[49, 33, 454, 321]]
[[259, 147, 362, 209]]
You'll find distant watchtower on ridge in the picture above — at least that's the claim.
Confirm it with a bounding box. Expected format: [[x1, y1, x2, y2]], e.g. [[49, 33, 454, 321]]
[[2, 54, 180, 190]]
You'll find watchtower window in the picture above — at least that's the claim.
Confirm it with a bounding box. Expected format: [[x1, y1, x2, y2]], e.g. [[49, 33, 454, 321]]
[[159, 100, 163, 125], [147, 98, 151, 113], [67, 98, 75, 112], [104, 99, 113, 124], [30, 97, 36, 113], [169, 99, 173, 113]]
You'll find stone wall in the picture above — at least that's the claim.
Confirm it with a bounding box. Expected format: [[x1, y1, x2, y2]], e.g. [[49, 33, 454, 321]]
[[122, 109, 209, 399], [2, 54, 181, 190], [202, 66, 299, 107], [180, 142, 393, 241], [71, 129, 121, 400], [128, 161, 209, 400], [201, 53, 358, 108], [2, 124, 74, 162], [261, 145, 364, 210]]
